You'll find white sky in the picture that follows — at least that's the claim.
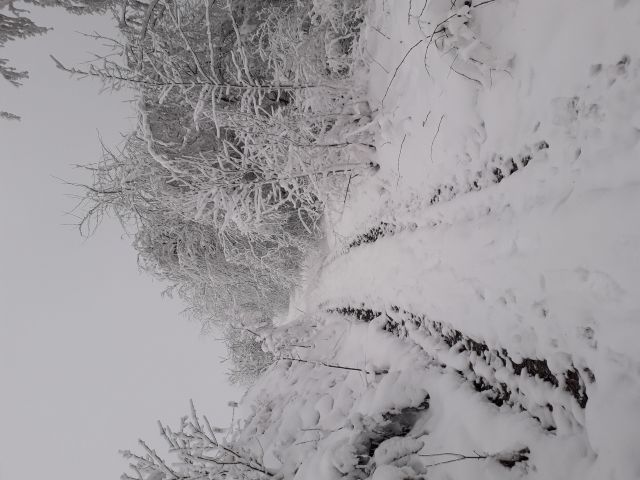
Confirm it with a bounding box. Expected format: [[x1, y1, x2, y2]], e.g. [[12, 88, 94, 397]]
[[0, 6, 241, 480]]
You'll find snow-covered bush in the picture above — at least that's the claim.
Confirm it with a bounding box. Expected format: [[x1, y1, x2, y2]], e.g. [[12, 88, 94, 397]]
[[222, 325, 275, 386], [120, 402, 274, 480]]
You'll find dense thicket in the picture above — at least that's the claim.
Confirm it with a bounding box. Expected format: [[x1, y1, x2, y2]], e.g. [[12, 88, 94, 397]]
[[65, 0, 371, 382]]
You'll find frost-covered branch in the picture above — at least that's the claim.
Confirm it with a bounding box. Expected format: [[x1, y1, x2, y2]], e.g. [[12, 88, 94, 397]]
[[121, 403, 274, 480]]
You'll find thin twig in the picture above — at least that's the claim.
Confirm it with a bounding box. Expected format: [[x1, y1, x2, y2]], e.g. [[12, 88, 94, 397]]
[[419, 0, 429, 18], [279, 357, 387, 375], [430, 115, 445, 162], [447, 51, 460, 79], [420, 452, 487, 468], [472, 0, 498, 8], [342, 174, 353, 209], [420, 452, 474, 457], [423, 12, 459, 72], [382, 39, 424, 105], [365, 49, 389, 74], [450, 67, 482, 86], [370, 25, 391, 40], [422, 110, 431, 127], [294, 439, 319, 446], [396, 134, 407, 188]]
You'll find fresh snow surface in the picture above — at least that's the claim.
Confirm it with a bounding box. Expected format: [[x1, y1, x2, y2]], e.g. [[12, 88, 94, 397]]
[[231, 1, 640, 479]]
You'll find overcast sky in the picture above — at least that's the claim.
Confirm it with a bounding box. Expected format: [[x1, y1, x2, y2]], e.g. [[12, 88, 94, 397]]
[[0, 6, 240, 480]]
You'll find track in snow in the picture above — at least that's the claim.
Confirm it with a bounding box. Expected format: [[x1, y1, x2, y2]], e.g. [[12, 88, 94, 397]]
[[327, 303, 593, 432], [341, 140, 549, 253]]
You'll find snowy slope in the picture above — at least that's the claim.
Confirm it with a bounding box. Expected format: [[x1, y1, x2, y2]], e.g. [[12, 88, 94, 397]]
[[230, 1, 640, 479]]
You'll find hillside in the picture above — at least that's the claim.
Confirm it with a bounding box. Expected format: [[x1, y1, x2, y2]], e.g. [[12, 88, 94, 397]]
[[97, 0, 640, 478], [230, 1, 640, 479]]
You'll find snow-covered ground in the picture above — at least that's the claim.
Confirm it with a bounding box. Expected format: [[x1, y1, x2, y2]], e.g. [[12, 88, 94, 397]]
[[231, 1, 640, 478]]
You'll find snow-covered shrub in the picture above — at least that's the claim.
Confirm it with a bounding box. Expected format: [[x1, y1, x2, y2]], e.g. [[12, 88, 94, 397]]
[[222, 325, 275, 386], [120, 402, 274, 480]]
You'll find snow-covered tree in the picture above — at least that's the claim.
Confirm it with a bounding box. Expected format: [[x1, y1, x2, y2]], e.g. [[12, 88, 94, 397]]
[[0, 10, 48, 85], [0, 2, 48, 118], [69, 0, 372, 334], [0, 0, 124, 118]]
